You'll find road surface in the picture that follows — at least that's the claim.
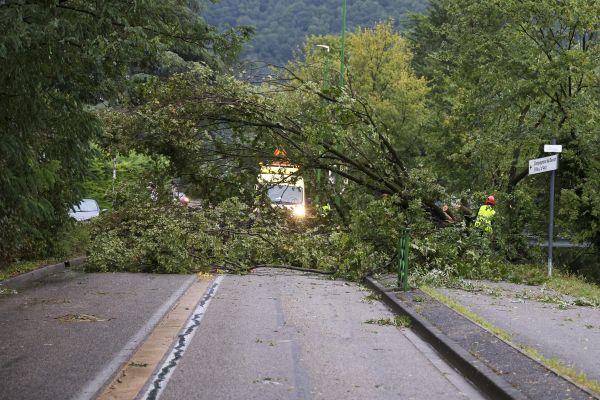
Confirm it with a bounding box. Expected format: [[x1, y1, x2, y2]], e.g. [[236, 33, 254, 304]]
[[150, 269, 483, 400], [0, 268, 485, 400]]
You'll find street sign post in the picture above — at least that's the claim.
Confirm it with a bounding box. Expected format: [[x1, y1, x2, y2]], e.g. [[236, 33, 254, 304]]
[[528, 155, 558, 175], [544, 144, 562, 153], [529, 140, 560, 277]]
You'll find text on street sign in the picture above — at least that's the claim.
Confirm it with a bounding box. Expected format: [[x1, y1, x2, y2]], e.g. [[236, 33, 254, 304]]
[[529, 155, 558, 175]]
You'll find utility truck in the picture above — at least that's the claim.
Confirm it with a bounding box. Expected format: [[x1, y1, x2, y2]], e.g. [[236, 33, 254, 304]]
[[258, 163, 306, 218]]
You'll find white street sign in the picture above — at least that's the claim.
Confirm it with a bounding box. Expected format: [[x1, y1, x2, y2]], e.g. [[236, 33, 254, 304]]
[[529, 155, 558, 175], [544, 144, 563, 153]]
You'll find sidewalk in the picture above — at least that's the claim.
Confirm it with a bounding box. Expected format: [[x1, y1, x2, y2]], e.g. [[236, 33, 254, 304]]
[[366, 275, 599, 400], [438, 281, 600, 384]]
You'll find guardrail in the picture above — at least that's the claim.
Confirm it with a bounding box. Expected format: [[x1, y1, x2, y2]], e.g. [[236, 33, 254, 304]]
[[526, 236, 591, 248]]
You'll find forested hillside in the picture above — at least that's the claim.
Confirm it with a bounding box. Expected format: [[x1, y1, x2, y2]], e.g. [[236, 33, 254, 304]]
[[203, 0, 428, 64]]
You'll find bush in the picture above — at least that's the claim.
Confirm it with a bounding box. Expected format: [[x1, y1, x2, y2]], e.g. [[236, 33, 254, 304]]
[[87, 184, 576, 284]]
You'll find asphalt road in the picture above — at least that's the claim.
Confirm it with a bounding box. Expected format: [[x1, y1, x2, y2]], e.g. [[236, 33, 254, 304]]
[[0, 269, 195, 400], [152, 269, 484, 400]]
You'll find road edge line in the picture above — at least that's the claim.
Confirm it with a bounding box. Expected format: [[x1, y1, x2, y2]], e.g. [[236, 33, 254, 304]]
[[71, 274, 197, 400], [140, 274, 225, 400]]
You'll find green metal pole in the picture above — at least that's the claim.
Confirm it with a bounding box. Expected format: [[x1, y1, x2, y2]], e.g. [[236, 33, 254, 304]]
[[339, 0, 347, 89], [315, 44, 330, 205], [335, 0, 347, 211], [398, 228, 410, 290]]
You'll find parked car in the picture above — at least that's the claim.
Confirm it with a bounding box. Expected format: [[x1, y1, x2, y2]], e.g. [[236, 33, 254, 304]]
[[69, 199, 102, 221], [175, 191, 190, 206]]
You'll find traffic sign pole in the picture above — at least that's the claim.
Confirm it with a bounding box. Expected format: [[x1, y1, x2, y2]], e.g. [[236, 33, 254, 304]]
[[547, 139, 557, 277], [529, 140, 562, 277]]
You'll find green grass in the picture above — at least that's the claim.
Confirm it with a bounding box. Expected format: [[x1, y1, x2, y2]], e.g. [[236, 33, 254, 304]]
[[547, 275, 600, 307], [421, 286, 513, 342], [461, 261, 600, 307], [470, 262, 550, 286], [422, 286, 600, 396], [518, 344, 600, 396], [0, 223, 90, 282], [0, 259, 65, 282]]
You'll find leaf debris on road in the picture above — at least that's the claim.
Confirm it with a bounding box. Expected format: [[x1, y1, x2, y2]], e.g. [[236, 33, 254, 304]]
[[55, 313, 108, 322]]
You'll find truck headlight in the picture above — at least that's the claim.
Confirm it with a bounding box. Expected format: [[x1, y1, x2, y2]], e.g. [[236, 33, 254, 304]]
[[293, 205, 306, 218]]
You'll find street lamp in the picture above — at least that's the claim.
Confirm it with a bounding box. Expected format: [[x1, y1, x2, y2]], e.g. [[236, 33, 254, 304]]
[[314, 44, 331, 203], [314, 44, 331, 90], [339, 0, 347, 89]]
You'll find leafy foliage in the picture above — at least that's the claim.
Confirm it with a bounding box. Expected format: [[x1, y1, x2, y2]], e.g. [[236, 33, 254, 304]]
[[13, 1, 599, 285], [86, 183, 392, 278], [96, 22, 505, 279], [84, 149, 168, 210], [407, 0, 600, 270], [0, 1, 249, 264], [109, 23, 451, 219]]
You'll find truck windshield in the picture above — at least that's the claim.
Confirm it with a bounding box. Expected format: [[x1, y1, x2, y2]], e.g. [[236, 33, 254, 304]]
[[268, 185, 303, 205], [72, 199, 99, 212]]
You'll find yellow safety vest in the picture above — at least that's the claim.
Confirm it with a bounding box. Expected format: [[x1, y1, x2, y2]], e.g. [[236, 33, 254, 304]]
[[474, 205, 496, 233]]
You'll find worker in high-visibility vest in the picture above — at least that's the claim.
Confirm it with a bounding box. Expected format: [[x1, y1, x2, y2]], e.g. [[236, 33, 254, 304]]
[[474, 195, 496, 233]]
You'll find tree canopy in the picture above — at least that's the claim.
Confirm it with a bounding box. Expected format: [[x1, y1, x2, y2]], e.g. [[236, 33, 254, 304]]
[[4, 0, 600, 282], [101, 2, 600, 278], [203, 0, 428, 64], [0, 0, 249, 263], [408, 0, 600, 261]]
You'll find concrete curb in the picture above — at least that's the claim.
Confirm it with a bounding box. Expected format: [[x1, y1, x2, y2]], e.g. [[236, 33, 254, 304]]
[[365, 276, 526, 400], [1, 256, 87, 289]]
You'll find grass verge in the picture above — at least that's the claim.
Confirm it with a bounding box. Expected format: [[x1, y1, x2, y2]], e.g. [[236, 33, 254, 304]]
[[421, 286, 512, 342], [422, 286, 600, 396], [0, 223, 89, 283], [546, 275, 600, 306], [0, 259, 67, 282]]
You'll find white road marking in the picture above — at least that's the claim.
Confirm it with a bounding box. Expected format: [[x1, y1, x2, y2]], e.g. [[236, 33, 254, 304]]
[[141, 275, 224, 400], [71, 275, 196, 400]]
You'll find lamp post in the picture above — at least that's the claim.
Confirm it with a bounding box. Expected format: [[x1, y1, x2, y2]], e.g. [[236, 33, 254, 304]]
[[315, 44, 331, 90], [339, 0, 347, 89], [313, 44, 331, 204]]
